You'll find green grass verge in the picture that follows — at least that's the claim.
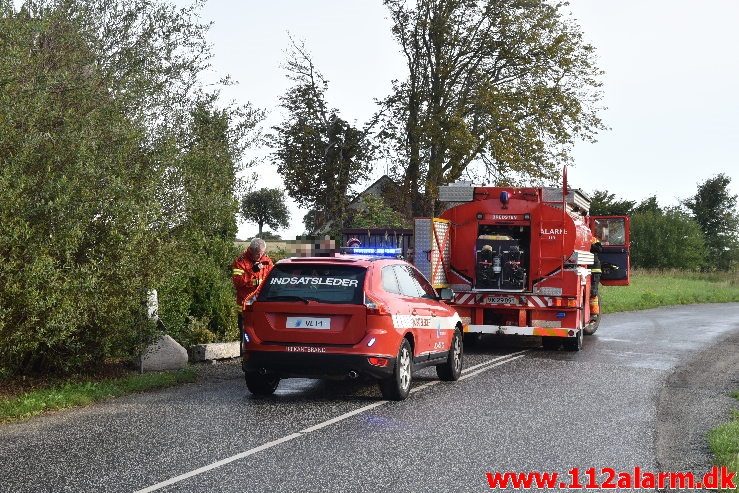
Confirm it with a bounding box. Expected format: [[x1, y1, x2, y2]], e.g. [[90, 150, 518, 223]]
[[709, 392, 739, 492], [601, 269, 739, 313], [0, 367, 197, 424]]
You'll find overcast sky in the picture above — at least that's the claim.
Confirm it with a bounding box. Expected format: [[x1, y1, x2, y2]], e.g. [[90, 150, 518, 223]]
[[179, 0, 739, 240]]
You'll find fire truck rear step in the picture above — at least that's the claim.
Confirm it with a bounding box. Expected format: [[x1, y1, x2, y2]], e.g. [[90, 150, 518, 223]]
[[464, 325, 579, 337]]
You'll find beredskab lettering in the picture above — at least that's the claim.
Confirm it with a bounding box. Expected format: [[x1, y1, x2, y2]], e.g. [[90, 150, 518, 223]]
[[270, 277, 359, 287]]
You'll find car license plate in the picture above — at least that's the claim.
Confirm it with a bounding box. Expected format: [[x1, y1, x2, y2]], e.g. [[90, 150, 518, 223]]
[[486, 296, 517, 305], [286, 317, 331, 330]]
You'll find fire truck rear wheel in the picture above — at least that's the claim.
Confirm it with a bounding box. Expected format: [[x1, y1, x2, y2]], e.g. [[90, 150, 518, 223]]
[[244, 372, 280, 396], [379, 338, 413, 401], [583, 315, 600, 335], [436, 329, 463, 381]]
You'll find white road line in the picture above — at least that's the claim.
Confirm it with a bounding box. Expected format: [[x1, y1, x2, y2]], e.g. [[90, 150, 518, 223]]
[[459, 354, 527, 380], [134, 350, 528, 493], [461, 349, 529, 374], [300, 401, 387, 433], [409, 380, 441, 394], [134, 433, 303, 493]]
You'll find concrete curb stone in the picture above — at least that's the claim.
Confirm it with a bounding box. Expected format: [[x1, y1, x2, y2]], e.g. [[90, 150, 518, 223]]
[[138, 334, 189, 372], [189, 342, 240, 362]]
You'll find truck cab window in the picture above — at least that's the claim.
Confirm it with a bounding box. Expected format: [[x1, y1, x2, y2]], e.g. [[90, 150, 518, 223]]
[[594, 218, 626, 245]]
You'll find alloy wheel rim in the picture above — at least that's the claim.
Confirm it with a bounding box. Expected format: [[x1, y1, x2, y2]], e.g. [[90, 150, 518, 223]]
[[399, 347, 411, 390], [453, 336, 462, 372]]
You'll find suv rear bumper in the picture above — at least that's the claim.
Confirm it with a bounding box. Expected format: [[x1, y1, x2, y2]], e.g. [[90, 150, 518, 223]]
[[242, 351, 396, 380]]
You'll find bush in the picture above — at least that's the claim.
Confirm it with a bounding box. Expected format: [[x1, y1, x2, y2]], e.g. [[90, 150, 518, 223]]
[[631, 210, 706, 270], [156, 229, 241, 346], [0, 7, 163, 373], [268, 247, 291, 262], [0, 1, 258, 375], [348, 195, 410, 229], [184, 242, 240, 343]]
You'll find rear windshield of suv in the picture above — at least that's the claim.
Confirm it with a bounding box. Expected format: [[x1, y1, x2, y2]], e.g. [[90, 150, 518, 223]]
[[258, 264, 367, 305]]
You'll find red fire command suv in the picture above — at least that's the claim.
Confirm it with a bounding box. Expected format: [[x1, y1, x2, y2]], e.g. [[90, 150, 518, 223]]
[[240, 253, 463, 400]]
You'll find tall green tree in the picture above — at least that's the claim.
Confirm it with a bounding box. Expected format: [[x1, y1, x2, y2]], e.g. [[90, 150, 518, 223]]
[[240, 188, 290, 235], [380, 0, 605, 216], [0, 2, 167, 372], [684, 174, 739, 271], [181, 102, 251, 239], [633, 195, 661, 215], [157, 100, 262, 346], [0, 0, 259, 373], [271, 39, 374, 233], [588, 190, 635, 216], [630, 209, 706, 270]]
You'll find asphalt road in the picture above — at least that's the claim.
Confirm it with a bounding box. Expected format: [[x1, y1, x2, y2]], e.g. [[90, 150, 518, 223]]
[[1, 303, 738, 493]]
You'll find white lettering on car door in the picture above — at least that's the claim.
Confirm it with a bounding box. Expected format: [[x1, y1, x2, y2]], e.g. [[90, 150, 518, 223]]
[[391, 314, 460, 330]]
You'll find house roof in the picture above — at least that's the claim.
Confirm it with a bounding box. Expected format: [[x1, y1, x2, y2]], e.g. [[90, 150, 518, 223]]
[[348, 175, 400, 206]]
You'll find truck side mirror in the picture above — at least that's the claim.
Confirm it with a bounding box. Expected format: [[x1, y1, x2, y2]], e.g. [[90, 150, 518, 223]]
[[438, 288, 454, 301]]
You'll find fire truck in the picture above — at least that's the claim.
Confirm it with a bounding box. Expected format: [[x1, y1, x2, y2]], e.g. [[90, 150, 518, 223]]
[[412, 176, 630, 351]]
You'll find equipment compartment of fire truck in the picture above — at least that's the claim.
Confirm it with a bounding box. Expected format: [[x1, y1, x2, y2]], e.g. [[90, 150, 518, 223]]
[[475, 228, 529, 291], [413, 174, 631, 351]]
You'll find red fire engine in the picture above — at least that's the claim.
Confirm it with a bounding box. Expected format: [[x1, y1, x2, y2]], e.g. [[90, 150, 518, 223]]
[[413, 175, 630, 351]]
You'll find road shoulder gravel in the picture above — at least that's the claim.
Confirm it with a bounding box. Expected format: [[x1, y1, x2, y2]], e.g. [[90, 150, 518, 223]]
[[656, 327, 739, 473]]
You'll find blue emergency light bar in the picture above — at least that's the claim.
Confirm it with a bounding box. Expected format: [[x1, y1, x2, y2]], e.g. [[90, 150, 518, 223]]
[[341, 247, 402, 257]]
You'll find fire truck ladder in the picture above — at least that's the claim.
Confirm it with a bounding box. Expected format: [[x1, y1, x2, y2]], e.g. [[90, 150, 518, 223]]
[[540, 187, 568, 281]]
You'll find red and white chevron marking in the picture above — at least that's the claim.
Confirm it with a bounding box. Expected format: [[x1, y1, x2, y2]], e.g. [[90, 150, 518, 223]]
[[453, 293, 552, 307], [455, 293, 477, 305], [527, 296, 551, 307]]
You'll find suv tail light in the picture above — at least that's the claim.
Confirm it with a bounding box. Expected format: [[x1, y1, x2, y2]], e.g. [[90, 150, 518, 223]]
[[364, 293, 390, 315]]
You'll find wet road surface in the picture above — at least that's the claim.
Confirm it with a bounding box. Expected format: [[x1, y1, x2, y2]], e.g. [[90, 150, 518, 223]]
[[1, 303, 737, 492]]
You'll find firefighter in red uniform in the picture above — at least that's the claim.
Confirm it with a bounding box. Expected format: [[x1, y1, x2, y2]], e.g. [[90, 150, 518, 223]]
[[589, 236, 602, 321], [233, 238, 274, 333]]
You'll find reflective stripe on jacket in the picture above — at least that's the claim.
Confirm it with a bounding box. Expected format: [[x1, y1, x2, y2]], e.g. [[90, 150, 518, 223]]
[[232, 253, 274, 306]]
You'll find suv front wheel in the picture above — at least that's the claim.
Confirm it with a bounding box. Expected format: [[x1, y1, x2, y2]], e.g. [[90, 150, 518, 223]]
[[436, 328, 463, 381], [379, 338, 413, 401]]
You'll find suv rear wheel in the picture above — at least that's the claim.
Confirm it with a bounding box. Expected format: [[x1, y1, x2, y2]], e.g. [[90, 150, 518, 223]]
[[436, 329, 463, 381], [244, 372, 280, 396], [379, 338, 412, 401]]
